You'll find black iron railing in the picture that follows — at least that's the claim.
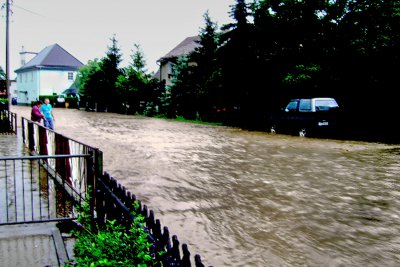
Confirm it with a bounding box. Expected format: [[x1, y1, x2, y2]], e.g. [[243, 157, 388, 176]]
[[0, 108, 17, 134], [0, 154, 90, 225], [95, 172, 207, 267]]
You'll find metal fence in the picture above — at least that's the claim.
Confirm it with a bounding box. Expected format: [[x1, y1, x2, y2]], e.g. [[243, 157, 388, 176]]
[[0, 154, 90, 225], [21, 117, 103, 191], [96, 172, 207, 267], [20, 116, 210, 267], [0, 108, 17, 134]]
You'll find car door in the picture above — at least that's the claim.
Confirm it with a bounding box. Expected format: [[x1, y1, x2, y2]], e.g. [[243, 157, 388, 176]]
[[282, 99, 300, 131]]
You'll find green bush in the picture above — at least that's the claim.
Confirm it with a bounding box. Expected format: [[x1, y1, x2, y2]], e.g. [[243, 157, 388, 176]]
[[69, 195, 159, 267], [38, 95, 79, 108], [0, 98, 8, 110], [65, 96, 79, 108], [39, 95, 58, 103]]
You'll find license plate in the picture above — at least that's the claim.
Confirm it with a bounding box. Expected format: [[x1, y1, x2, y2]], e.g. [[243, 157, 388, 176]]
[[318, 121, 329, 126]]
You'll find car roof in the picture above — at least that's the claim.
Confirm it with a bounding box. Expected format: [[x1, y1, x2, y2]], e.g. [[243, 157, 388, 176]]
[[289, 97, 337, 102]]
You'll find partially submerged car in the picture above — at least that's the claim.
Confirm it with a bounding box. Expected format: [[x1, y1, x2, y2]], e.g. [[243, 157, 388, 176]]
[[57, 88, 80, 104], [268, 97, 340, 137]]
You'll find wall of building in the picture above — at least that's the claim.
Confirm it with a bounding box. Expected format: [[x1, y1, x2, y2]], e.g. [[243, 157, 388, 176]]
[[39, 69, 76, 96], [16, 70, 38, 104], [160, 61, 174, 87], [16, 69, 77, 104]]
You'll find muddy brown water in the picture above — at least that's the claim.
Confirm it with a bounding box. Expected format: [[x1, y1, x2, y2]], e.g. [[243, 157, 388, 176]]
[[8, 106, 400, 266]]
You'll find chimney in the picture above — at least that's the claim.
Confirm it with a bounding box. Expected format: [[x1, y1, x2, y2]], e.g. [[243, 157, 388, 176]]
[[20, 46, 26, 66], [19, 46, 38, 67]]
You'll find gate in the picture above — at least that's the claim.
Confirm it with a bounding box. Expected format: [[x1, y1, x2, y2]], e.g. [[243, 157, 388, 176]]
[[0, 154, 90, 225]]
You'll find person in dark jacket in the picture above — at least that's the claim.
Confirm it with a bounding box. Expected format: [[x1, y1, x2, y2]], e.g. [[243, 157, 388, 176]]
[[31, 100, 45, 123]]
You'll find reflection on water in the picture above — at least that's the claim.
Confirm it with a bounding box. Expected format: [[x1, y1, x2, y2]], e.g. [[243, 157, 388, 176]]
[[10, 106, 400, 266], [0, 134, 75, 223]]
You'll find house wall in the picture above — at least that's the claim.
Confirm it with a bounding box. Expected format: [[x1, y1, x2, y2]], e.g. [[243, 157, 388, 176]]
[[9, 80, 17, 99], [159, 60, 196, 87], [39, 69, 76, 96], [16, 70, 38, 104], [16, 69, 77, 104], [160, 61, 175, 87]]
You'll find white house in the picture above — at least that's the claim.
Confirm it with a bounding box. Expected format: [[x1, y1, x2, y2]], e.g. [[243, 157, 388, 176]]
[[14, 44, 83, 104]]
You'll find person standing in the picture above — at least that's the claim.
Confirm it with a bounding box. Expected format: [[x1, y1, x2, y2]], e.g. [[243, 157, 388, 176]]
[[40, 98, 55, 130], [31, 100, 45, 123]]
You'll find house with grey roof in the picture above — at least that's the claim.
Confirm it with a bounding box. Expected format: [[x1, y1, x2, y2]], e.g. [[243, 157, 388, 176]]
[[156, 36, 201, 86], [15, 44, 84, 104]]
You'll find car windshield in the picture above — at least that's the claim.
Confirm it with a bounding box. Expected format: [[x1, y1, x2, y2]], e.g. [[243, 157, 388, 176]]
[[285, 100, 298, 111]]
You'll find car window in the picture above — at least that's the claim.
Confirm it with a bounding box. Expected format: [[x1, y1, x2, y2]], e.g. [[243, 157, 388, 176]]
[[285, 100, 298, 112], [299, 99, 312, 112], [315, 99, 339, 111]]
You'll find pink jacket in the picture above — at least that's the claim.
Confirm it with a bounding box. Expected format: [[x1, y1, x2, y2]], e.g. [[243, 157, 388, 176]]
[[31, 105, 44, 122]]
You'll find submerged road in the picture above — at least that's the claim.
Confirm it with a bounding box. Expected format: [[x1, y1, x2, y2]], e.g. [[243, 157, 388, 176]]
[[10, 105, 400, 267]]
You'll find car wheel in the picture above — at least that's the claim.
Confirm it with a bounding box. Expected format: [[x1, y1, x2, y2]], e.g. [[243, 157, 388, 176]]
[[299, 128, 307, 137], [270, 125, 277, 134]]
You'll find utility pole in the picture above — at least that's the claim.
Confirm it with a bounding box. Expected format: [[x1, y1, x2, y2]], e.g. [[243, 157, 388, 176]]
[[5, 0, 10, 111]]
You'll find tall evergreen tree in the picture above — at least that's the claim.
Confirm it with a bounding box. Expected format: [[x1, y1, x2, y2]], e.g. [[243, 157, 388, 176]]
[[116, 43, 159, 115], [190, 11, 222, 121], [99, 35, 123, 111], [219, 0, 258, 126], [332, 0, 400, 136], [131, 43, 147, 73], [76, 59, 102, 110], [168, 55, 198, 119]]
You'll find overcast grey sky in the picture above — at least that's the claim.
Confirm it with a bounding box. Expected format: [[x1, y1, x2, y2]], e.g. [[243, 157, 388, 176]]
[[1, 0, 234, 77]]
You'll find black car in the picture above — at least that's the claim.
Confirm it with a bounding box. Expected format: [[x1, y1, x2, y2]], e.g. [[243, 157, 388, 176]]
[[268, 97, 340, 137]]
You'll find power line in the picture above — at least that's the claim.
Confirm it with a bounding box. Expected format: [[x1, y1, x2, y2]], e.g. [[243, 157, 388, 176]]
[[13, 3, 45, 17]]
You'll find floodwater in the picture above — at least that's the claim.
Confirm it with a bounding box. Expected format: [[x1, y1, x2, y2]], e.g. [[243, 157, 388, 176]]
[[8, 106, 400, 267]]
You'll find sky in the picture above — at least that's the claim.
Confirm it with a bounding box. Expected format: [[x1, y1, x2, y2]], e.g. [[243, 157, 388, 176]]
[[1, 0, 235, 78]]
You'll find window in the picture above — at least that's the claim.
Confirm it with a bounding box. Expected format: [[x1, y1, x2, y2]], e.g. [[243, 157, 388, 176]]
[[31, 72, 33, 81], [299, 99, 312, 112], [315, 99, 339, 111], [167, 63, 174, 74], [285, 100, 298, 112], [68, 72, 73, 80], [167, 63, 175, 79]]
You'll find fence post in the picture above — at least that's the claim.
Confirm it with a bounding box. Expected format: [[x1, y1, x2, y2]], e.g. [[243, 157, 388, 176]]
[[21, 118, 25, 144], [172, 235, 181, 263], [182, 243, 191, 267], [28, 121, 34, 151], [194, 254, 205, 267], [86, 150, 95, 219], [94, 149, 103, 180], [13, 112, 17, 134]]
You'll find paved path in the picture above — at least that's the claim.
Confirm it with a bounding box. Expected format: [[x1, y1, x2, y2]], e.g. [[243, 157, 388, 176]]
[[0, 222, 70, 267]]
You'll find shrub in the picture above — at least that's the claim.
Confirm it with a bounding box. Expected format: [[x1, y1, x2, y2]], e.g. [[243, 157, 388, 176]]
[[65, 96, 79, 108], [0, 98, 8, 110], [69, 196, 159, 267], [39, 95, 58, 104]]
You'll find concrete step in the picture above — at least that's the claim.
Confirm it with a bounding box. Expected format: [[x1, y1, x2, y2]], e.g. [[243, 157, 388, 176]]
[[0, 222, 70, 267]]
